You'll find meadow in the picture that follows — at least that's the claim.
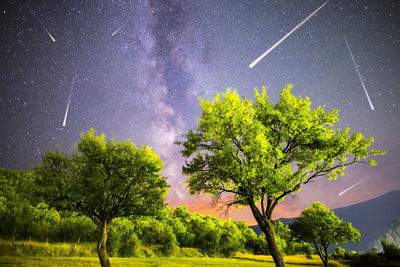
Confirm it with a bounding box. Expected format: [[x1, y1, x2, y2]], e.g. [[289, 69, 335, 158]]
[[0, 239, 349, 267], [0, 255, 349, 267]]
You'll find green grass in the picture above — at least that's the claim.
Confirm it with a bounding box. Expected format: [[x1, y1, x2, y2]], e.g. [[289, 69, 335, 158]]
[[0, 255, 350, 267], [234, 253, 349, 267], [0, 239, 205, 258], [0, 239, 96, 257], [0, 239, 351, 266]]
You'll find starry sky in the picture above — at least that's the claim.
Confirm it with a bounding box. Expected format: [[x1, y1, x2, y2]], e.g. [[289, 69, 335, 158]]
[[1, 0, 399, 224]]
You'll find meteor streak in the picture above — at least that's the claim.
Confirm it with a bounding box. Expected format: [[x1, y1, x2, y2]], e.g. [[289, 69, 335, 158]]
[[26, 4, 56, 42], [338, 178, 368, 196], [63, 72, 78, 127], [45, 28, 56, 42], [343, 35, 374, 110], [249, 0, 329, 68], [112, 26, 123, 36]]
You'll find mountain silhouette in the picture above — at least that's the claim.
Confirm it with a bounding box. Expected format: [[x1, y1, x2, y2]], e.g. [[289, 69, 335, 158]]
[[250, 190, 400, 252]]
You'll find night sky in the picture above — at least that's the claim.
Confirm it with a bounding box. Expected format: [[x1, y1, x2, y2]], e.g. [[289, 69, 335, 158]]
[[1, 0, 399, 224]]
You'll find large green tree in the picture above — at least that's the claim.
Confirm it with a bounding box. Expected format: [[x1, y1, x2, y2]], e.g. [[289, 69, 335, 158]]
[[289, 202, 360, 267], [176, 85, 383, 267], [35, 129, 168, 267]]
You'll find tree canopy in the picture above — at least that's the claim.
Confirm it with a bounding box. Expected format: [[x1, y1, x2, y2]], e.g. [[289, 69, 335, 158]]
[[290, 202, 361, 267], [177, 85, 384, 267], [35, 129, 169, 267]]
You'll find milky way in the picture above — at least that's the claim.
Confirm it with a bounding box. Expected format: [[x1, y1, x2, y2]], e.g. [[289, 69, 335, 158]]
[[0, 0, 399, 222]]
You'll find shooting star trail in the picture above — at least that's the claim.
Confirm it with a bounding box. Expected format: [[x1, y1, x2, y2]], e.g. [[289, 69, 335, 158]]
[[45, 28, 56, 42], [63, 72, 78, 127], [26, 4, 56, 42], [343, 35, 374, 110], [338, 178, 368, 196], [249, 0, 329, 68], [112, 26, 123, 36]]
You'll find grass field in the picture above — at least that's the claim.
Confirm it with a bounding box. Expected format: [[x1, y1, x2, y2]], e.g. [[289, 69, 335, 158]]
[[0, 255, 350, 267], [0, 239, 350, 266]]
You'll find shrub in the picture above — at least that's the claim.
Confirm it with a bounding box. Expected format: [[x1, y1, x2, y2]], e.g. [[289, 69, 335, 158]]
[[107, 217, 136, 256], [331, 246, 351, 260], [350, 251, 381, 267], [219, 219, 245, 257], [119, 232, 141, 257], [58, 211, 97, 243], [134, 217, 178, 255], [167, 218, 194, 247], [190, 215, 221, 256], [382, 238, 400, 261]]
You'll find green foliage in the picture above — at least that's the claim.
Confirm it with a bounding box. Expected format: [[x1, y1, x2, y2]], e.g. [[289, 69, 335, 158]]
[[219, 219, 245, 257], [190, 214, 221, 255], [167, 218, 194, 247], [169, 206, 257, 257], [35, 129, 169, 228], [29, 203, 60, 241], [381, 238, 400, 261], [133, 217, 178, 256], [346, 241, 400, 267], [290, 202, 360, 266], [57, 211, 97, 243], [234, 221, 263, 254], [0, 169, 36, 203], [35, 129, 169, 266], [350, 251, 382, 267], [107, 217, 138, 257], [272, 222, 314, 257], [177, 86, 383, 266], [178, 86, 383, 212], [0, 168, 98, 243], [330, 246, 351, 260], [0, 239, 96, 257], [0, 169, 36, 239], [2, 164, 326, 260]]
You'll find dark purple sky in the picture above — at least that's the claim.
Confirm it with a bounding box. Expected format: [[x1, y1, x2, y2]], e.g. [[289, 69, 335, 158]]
[[1, 0, 399, 223]]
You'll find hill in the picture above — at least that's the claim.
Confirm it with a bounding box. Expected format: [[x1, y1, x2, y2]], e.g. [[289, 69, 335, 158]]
[[250, 190, 400, 252]]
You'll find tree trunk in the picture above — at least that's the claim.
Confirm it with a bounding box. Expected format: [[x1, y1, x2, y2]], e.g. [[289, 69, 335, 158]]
[[249, 201, 286, 267], [323, 245, 328, 267], [261, 220, 286, 267], [97, 221, 111, 267], [314, 241, 328, 267]]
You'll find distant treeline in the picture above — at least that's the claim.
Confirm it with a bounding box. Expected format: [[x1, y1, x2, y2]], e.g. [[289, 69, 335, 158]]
[[369, 218, 400, 251], [0, 168, 312, 257]]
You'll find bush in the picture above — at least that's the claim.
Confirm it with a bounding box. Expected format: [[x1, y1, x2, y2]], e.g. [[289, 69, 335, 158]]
[[382, 239, 400, 261], [256, 233, 270, 255], [168, 218, 194, 247], [119, 232, 141, 257], [234, 221, 261, 254], [189, 215, 221, 256], [219, 219, 245, 257], [134, 217, 178, 255], [331, 246, 351, 260], [57, 212, 97, 243], [350, 251, 381, 267]]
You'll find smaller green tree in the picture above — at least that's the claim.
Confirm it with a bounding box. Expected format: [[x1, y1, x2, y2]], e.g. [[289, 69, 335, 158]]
[[290, 202, 360, 267], [35, 129, 168, 267]]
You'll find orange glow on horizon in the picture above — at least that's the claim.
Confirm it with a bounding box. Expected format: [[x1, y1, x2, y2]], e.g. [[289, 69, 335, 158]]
[[170, 197, 303, 225]]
